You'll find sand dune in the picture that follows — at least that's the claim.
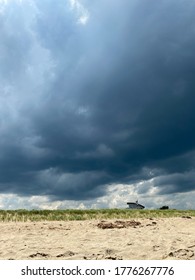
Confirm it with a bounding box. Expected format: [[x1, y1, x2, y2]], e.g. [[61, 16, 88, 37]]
[[0, 217, 195, 260]]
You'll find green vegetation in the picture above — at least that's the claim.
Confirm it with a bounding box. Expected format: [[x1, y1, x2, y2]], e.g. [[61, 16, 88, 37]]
[[0, 209, 194, 222]]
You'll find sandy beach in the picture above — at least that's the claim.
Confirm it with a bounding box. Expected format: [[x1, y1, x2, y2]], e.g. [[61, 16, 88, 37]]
[[0, 217, 195, 260]]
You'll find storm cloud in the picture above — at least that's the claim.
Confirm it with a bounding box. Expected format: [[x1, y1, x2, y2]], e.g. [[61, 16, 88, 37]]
[[0, 0, 195, 209]]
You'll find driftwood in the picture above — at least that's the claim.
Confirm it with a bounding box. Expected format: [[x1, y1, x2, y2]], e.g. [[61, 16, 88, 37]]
[[97, 220, 141, 229]]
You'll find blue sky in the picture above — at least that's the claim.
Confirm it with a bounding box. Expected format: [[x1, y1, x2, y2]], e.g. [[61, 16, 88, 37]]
[[0, 0, 195, 209]]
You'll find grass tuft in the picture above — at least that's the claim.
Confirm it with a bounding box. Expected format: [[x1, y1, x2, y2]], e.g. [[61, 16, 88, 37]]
[[0, 209, 194, 222]]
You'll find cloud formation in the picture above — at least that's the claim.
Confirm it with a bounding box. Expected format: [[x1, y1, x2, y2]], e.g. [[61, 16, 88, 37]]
[[0, 0, 195, 209]]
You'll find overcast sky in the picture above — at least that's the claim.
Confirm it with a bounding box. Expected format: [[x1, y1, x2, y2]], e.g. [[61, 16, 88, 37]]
[[0, 0, 195, 210]]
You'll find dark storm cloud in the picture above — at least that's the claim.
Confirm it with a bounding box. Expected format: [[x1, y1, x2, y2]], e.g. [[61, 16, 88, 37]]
[[1, 0, 195, 201], [154, 171, 195, 195]]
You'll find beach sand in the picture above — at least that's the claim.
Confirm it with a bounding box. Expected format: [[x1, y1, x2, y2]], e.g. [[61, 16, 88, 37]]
[[0, 217, 195, 260]]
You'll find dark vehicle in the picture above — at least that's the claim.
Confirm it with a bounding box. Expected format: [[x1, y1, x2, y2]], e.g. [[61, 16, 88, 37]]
[[159, 206, 169, 210]]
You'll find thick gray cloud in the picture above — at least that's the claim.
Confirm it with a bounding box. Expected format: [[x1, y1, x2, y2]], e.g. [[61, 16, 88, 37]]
[[0, 0, 195, 206]]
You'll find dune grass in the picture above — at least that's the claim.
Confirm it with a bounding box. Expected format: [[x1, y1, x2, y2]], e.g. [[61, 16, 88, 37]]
[[0, 209, 194, 222]]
